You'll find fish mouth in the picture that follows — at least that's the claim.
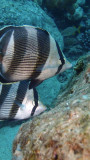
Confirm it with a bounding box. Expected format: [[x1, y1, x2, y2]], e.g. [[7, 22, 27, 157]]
[[66, 60, 72, 69]]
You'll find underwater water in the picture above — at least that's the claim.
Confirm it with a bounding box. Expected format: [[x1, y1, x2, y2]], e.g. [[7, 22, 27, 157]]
[[0, 0, 90, 160], [0, 121, 21, 160]]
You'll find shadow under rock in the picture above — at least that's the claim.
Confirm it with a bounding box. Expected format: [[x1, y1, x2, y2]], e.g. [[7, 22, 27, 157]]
[[0, 118, 31, 128]]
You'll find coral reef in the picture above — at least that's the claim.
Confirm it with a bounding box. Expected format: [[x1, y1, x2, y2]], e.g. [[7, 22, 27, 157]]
[[45, 0, 77, 10], [63, 16, 90, 61], [67, 6, 84, 21], [77, 30, 90, 51], [34, 0, 85, 21], [12, 54, 90, 160], [77, 0, 86, 6], [34, 0, 77, 10]]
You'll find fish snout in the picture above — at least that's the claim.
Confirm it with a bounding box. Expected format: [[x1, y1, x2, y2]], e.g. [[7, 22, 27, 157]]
[[66, 60, 72, 69], [60, 60, 72, 73]]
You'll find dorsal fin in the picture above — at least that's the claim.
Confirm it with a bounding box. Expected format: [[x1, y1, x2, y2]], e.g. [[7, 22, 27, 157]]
[[0, 25, 14, 38]]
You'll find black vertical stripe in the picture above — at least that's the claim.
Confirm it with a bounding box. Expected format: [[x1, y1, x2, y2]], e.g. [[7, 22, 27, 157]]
[[8, 27, 28, 74], [0, 28, 13, 56], [0, 84, 12, 108], [37, 28, 50, 57], [55, 41, 65, 74], [31, 88, 38, 116], [30, 28, 50, 78], [9, 81, 29, 119], [0, 26, 14, 38]]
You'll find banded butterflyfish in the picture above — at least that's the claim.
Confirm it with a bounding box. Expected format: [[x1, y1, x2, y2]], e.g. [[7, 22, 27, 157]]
[[0, 81, 46, 120], [0, 25, 72, 88]]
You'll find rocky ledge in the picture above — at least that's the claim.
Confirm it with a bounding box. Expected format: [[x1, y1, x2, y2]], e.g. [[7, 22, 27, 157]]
[[12, 54, 90, 160]]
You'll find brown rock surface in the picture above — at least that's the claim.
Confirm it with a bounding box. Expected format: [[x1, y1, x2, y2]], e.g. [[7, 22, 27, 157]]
[[12, 55, 90, 160]]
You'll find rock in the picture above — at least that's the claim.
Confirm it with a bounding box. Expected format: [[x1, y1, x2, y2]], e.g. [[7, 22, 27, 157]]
[[34, 0, 43, 6], [64, 37, 78, 47], [77, 31, 90, 51], [34, 0, 85, 21], [86, 18, 90, 29], [12, 54, 90, 160], [34, 0, 77, 10], [67, 6, 84, 21], [0, 0, 63, 49], [68, 45, 82, 55], [77, 0, 86, 6], [64, 41, 83, 61]]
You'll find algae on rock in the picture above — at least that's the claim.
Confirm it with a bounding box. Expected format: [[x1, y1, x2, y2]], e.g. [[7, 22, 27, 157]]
[[12, 54, 90, 160]]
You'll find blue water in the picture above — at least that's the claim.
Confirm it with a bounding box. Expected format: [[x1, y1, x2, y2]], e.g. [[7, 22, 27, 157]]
[[0, 121, 21, 160]]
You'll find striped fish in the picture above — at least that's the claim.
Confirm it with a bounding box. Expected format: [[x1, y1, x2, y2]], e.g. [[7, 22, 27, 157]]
[[0, 81, 46, 120], [0, 25, 72, 88]]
